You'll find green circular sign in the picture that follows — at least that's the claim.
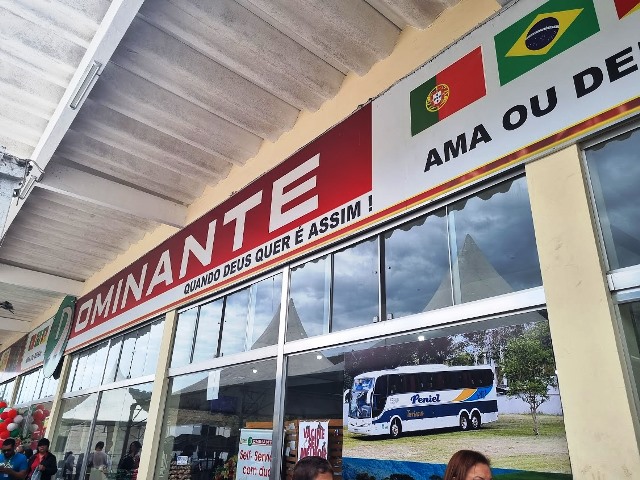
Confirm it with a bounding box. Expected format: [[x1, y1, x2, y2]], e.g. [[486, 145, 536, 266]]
[[43, 295, 76, 378]]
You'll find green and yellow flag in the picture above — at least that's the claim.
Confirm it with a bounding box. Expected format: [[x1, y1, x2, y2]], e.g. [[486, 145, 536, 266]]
[[494, 0, 599, 85]]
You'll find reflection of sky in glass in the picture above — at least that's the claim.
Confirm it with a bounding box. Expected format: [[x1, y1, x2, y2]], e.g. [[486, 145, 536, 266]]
[[250, 274, 282, 347], [52, 393, 99, 463], [142, 319, 164, 376], [220, 288, 249, 356], [450, 176, 541, 301], [332, 239, 379, 331], [103, 338, 122, 384], [171, 308, 197, 368], [128, 325, 151, 379], [385, 210, 450, 317], [192, 300, 223, 363], [289, 256, 330, 338], [586, 129, 640, 269]]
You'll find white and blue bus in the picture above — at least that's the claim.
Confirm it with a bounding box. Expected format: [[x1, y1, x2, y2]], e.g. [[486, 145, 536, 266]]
[[347, 364, 498, 438]]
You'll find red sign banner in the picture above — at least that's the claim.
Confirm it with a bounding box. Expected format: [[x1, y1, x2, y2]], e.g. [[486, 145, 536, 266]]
[[69, 105, 372, 346]]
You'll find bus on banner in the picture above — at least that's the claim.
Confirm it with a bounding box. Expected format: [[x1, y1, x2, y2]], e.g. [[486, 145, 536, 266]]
[[347, 364, 498, 438]]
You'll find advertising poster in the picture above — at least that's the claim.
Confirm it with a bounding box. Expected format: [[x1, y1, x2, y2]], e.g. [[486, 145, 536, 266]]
[[20, 317, 53, 372], [342, 318, 571, 480], [298, 421, 329, 460], [237, 428, 272, 480]]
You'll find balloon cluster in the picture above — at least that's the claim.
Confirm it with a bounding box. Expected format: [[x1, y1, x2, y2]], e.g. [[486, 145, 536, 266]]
[[0, 401, 49, 450]]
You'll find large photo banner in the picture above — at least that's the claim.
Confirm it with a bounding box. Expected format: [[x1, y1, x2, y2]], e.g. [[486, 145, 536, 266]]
[[67, 0, 640, 351], [342, 317, 570, 480]]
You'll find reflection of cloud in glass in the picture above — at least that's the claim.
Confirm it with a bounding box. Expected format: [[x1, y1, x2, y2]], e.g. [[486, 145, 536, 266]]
[[171, 309, 197, 368], [289, 257, 330, 338], [586, 129, 640, 269], [450, 177, 541, 292], [385, 210, 450, 318], [332, 238, 379, 331]]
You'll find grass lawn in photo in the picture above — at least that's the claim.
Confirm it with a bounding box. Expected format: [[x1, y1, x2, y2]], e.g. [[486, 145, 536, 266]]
[[343, 414, 571, 474]]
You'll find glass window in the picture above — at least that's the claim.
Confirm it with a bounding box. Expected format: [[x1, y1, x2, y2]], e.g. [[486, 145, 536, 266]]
[[192, 300, 223, 363], [384, 209, 451, 316], [0, 380, 14, 404], [154, 359, 277, 480], [249, 274, 282, 349], [585, 127, 640, 270], [283, 312, 570, 479], [219, 287, 250, 357], [171, 307, 198, 368], [448, 177, 542, 303], [103, 337, 123, 384], [617, 302, 640, 407], [51, 393, 99, 480], [332, 238, 379, 331], [171, 274, 282, 367], [89, 383, 153, 478], [289, 255, 331, 339]]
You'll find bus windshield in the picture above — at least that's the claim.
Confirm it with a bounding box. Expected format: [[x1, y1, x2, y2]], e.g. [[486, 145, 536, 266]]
[[349, 377, 374, 419]]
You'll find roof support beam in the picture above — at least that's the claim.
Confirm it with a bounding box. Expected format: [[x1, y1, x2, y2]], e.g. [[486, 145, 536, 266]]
[[37, 164, 186, 227], [0, 264, 84, 296], [1, 0, 146, 240], [0, 317, 32, 333]]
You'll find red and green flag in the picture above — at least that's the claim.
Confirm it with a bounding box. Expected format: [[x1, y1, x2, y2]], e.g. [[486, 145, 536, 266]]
[[410, 47, 486, 137], [614, 0, 640, 18], [494, 0, 600, 86]]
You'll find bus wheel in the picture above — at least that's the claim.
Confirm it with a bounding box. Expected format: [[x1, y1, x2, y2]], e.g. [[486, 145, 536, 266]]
[[471, 412, 481, 430], [459, 413, 470, 431], [390, 419, 402, 438]]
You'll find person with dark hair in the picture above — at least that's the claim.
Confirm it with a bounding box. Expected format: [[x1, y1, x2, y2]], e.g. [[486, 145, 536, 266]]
[[22, 451, 32, 463], [62, 452, 74, 480], [292, 456, 333, 480], [115, 442, 141, 480], [0, 438, 28, 479], [443, 450, 492, 480], [26, 438, 57, 480], [88, 442, 108, 480]]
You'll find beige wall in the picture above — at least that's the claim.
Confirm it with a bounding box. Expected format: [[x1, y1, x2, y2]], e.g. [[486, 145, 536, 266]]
[[526, 146, 640, 478]]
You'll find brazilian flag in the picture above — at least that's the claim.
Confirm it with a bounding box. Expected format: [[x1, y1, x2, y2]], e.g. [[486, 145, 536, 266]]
[[494, 0, 599, 85]]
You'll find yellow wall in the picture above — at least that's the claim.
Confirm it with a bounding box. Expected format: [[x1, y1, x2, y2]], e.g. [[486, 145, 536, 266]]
[[526, 146, 640, 478]]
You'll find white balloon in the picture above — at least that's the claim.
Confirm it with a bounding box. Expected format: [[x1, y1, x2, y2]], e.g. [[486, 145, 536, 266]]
[[13, 415, 23, 424], [6, 423, 17, 432], [29, 424, 39, 432]]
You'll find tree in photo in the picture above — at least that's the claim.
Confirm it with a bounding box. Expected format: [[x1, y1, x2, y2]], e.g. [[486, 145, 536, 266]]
[[502, 322, 557, 435]]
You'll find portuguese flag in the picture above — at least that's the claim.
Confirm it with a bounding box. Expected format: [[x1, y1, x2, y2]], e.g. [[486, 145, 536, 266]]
[[410, 47, 486, 137], [494, 0, 599, 85], [614, 0, 640, 19]]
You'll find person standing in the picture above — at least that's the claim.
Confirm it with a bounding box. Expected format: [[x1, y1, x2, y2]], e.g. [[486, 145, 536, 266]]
[[26, 439, 57, 480], [115, 442, 141, 480], [88, 442, 108, 480], [0, 438, 28, 480]]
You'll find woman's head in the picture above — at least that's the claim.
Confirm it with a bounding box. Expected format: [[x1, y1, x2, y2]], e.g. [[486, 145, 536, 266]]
[[443, 450, 491, 480], [129, 441, 142, 454], [292, 456, 334, 480]]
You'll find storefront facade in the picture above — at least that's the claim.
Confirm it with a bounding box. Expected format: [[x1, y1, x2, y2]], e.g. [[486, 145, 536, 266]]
[[1, 0, 640, 478]]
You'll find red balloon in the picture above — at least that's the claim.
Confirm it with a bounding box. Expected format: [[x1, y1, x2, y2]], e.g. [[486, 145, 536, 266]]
[[35, 404, 44, 411], [30, 441, 38, 450], [0, 413, 7, 421], [0, 423, 7, 432], [43, 410, 50, 418], [0, 431, 8, 440], [6, 410, 16, 420], [0, 401, 7, 408], [32, 410, 44, 422]]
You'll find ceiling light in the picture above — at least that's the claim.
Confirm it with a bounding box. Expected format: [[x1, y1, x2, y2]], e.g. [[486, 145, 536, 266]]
[[70, 61, 102, 110]]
